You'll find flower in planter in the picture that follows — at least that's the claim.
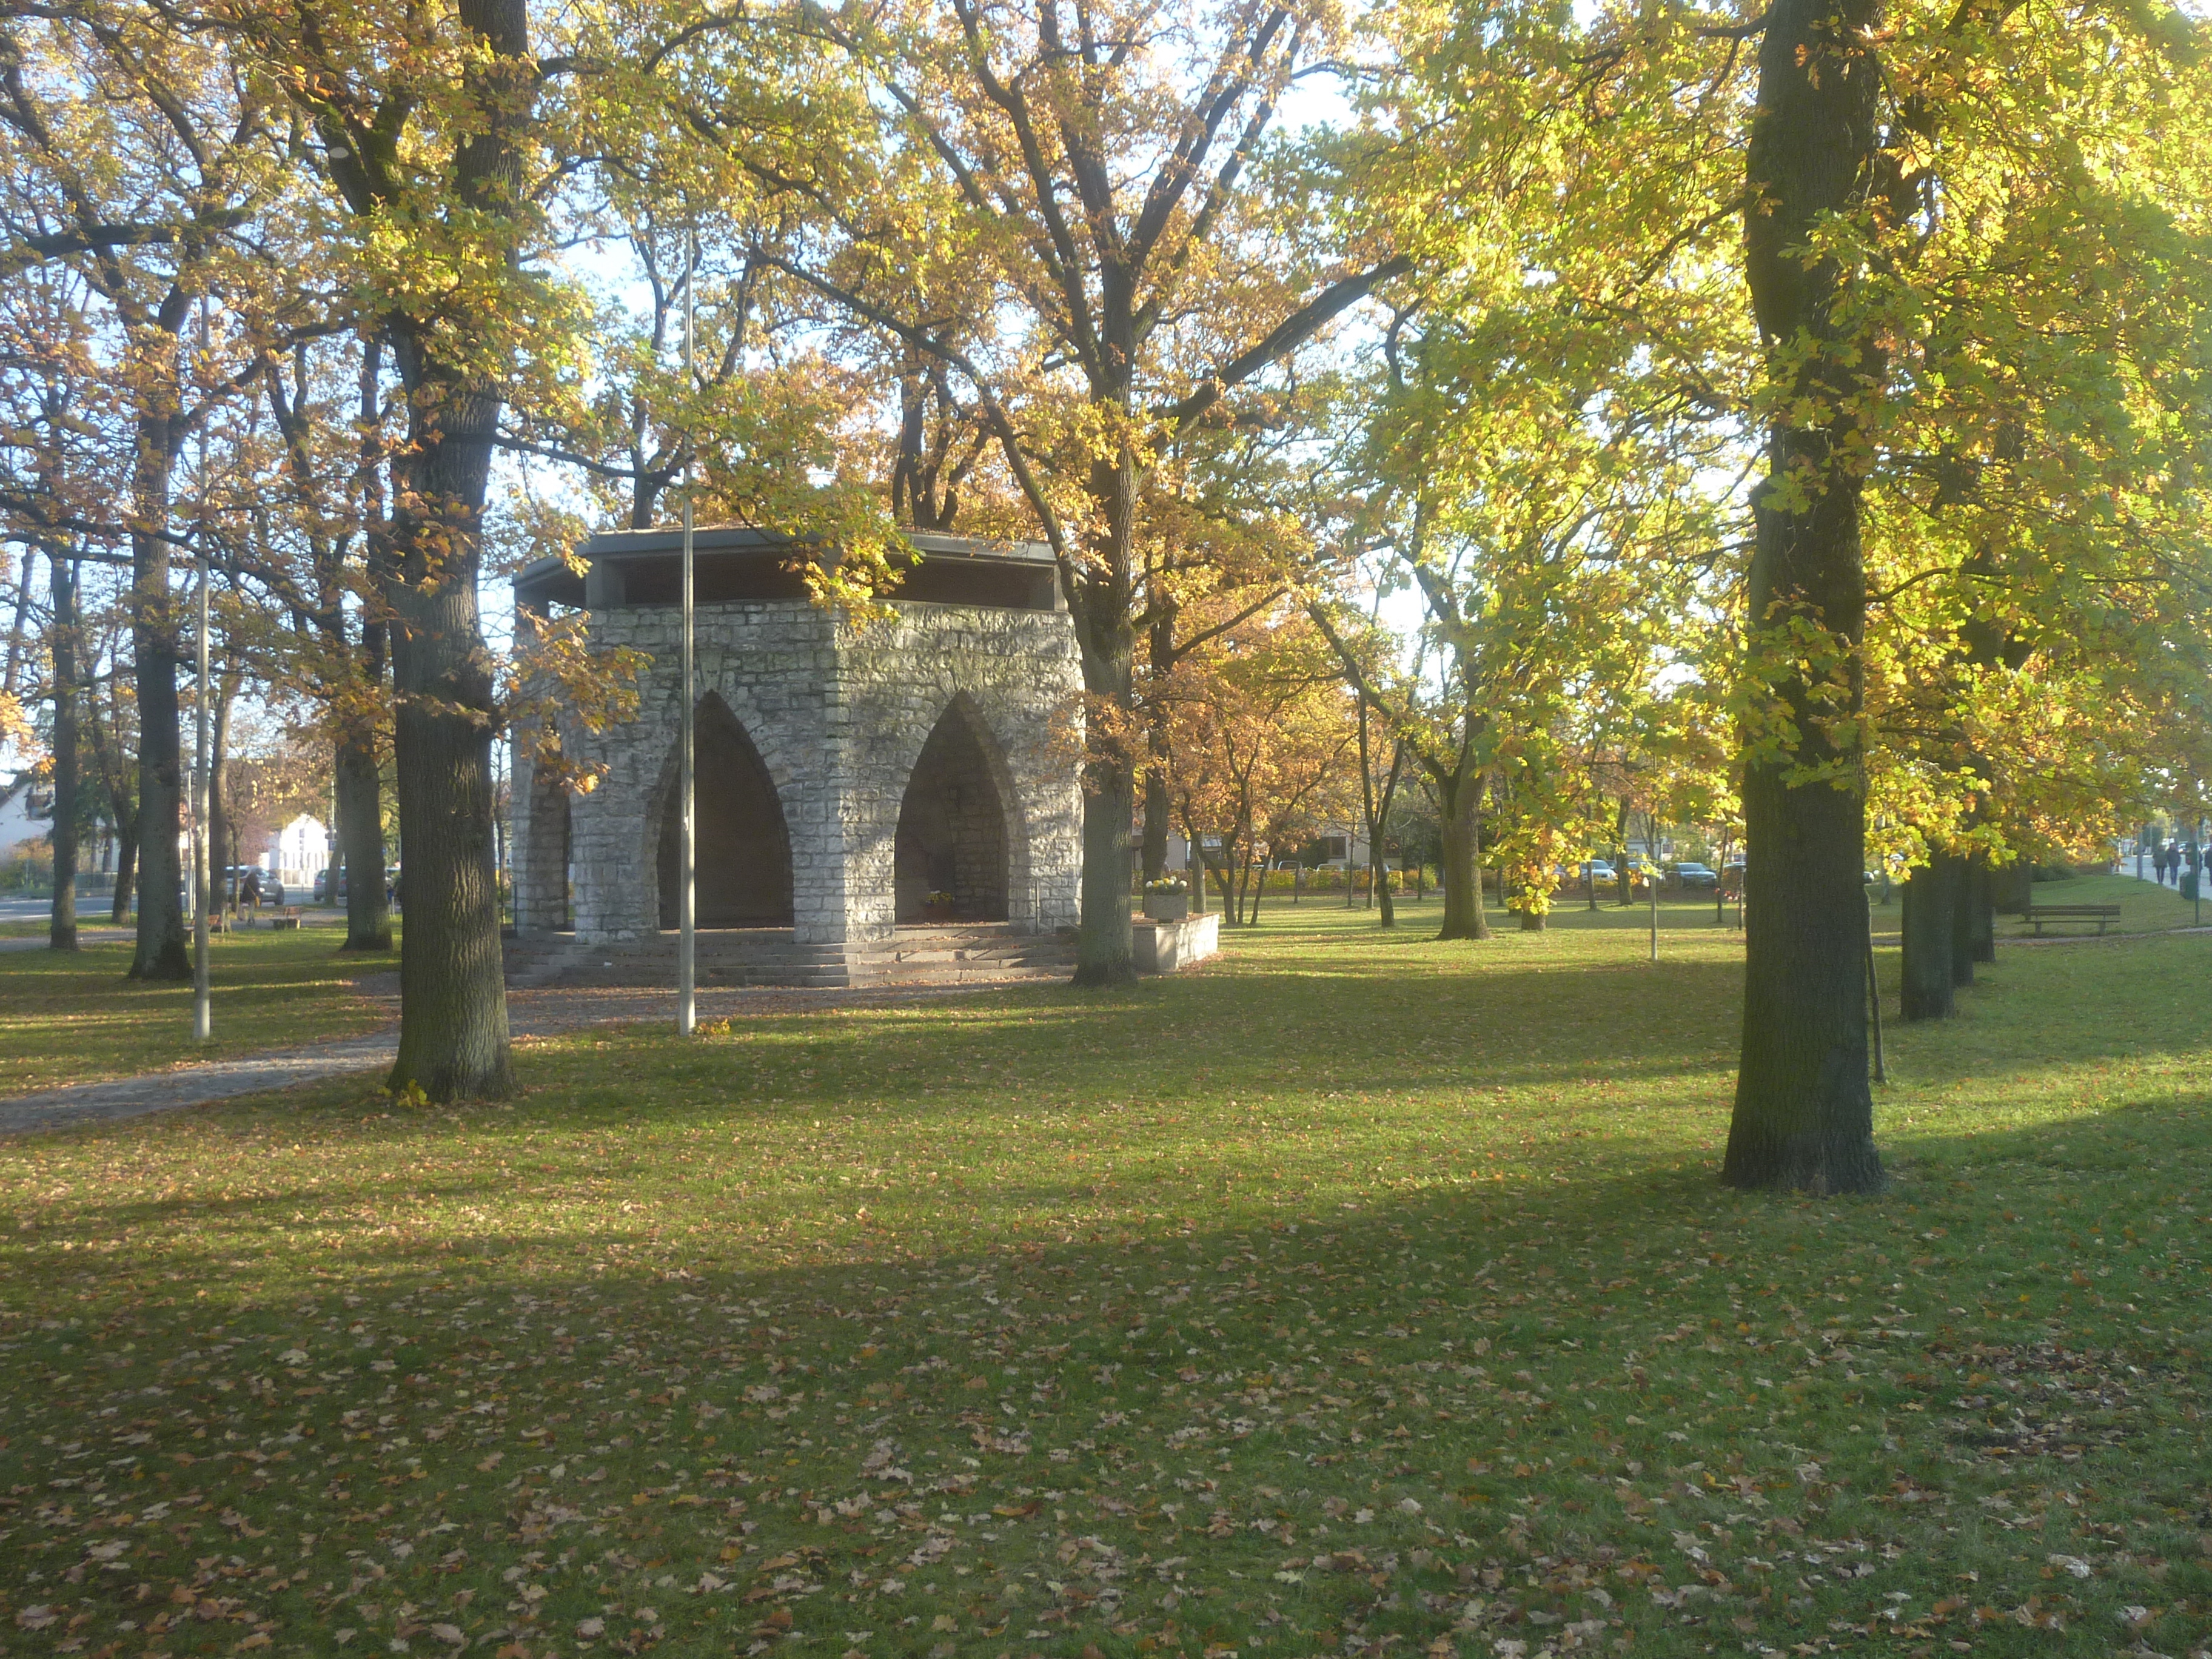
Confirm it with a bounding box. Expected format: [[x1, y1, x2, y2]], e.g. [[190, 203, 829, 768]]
[[1143, 876, 1187, 894]]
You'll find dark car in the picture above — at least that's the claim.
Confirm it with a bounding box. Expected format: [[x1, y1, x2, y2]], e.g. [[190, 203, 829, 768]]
[[232, 868, 282, 906], [315, 867, 348, 904], [1671, 861, 1719, 891]]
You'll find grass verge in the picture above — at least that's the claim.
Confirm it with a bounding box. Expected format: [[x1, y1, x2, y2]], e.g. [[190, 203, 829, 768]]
[[0, 902, 2204, 1659], [0, 927, 399, 1095]]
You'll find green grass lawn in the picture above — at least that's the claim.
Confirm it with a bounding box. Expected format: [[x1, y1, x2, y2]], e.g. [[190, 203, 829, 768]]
[[0, 926, 399, 1095], [0, 901, 2205, 1659]]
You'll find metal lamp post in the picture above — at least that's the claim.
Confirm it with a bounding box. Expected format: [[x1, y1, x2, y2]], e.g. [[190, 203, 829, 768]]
[[677, 231, 698, 1037], [190, 302, 212, 1043]]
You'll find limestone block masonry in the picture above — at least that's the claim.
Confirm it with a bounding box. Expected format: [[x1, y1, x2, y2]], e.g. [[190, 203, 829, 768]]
[[512, 594, 1084, 978], [1133, 911, 1221, 974]]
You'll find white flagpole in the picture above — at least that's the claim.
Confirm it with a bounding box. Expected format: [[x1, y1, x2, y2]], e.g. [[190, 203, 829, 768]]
[[678, 230, 697, 1036]]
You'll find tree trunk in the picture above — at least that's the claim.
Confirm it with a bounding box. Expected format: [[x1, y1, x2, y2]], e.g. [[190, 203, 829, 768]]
[[1073, 747, 1138, 974], [1947, 850, 1976, 988], [127, 409, 189, 980], [336, 729, 392, 950], [1614, 803, 1635, 905], [339, 333, 393, 951], [372, 0, 539, 1099], [1721, 0, 1887, 1195], [1068, 443, 1141, 985], [379, 327, 514, 1097], [1436, 773, 1487, 940], [1140, 614, 1173, 885], [112, 813, 138, 924], [48, 554, 79, 952], [1900, 860, 1956, 1020], [209, 668, 236, 915], [1141, 760, 1170, 886], [0, 543, 32, 703], [1176, 797, 1206, 917], [1968, 857, 1995, 963]]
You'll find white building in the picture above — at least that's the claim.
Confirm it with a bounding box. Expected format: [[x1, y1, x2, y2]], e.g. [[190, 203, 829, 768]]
[[272, 814, 330, 888], [0, 776, 49, 861]]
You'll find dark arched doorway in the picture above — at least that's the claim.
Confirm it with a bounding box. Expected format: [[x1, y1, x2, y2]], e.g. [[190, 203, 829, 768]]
[[895, 700, 1011, 922], [658, 695, 793, 927]]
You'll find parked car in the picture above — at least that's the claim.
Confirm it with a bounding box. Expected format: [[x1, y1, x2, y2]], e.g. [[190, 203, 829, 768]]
[[1671, 860, 1718, 890], [1581, 859, 1616, 883], [315, 866, 347, 904], [220, 866, 282, 906]]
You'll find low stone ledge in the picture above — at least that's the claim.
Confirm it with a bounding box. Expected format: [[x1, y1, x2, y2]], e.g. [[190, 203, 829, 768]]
[[1133, 911, 1221, 974]]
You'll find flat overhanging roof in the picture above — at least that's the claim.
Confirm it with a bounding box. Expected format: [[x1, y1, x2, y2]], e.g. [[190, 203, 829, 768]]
[[512, 525, 1056, 610]]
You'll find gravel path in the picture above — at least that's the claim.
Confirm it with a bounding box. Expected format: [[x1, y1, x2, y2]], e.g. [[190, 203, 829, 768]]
[[0, 928, 133, 953], [0, 975, 1051, 1136]]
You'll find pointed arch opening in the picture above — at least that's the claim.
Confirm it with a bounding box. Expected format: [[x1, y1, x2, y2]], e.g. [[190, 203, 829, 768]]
[[657, 694, 793, 928], [894, 699, 1012, 923]]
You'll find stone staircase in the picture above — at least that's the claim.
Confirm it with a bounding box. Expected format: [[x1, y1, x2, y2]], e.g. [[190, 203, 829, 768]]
[[502, 923, 1074, 991]]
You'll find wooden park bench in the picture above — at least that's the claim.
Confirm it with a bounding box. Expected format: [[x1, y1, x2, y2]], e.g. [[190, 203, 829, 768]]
[[269, 906, 303, 931], [2023, 902, 2122, 936]]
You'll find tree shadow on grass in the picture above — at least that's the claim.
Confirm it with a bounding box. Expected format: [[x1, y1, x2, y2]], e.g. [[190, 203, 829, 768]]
[[4, 1088, 2206, 1659]]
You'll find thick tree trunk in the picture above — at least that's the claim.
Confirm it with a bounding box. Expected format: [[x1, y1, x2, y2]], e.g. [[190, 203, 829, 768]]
[[48, 555, 78, 951], [384, 581, 510, 1098], [336, 729, 392, 950], [1436, 774, 1487, 940], [1722, 0, 1887, 1194], [1900, 860, 1956, 1020], [379, 301, 515, 1098], [372, 0, 537, 1099], [1073, 750, 1138, 977], [127, 415, 189, 980]]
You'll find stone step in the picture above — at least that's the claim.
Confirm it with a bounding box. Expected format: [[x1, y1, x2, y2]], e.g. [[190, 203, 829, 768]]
[[504, 926, 1073, 990]]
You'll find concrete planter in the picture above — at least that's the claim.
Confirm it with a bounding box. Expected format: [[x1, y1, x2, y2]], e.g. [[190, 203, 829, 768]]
[[1133, 910, 1219, 973], [1143, 893, 1191, 921]]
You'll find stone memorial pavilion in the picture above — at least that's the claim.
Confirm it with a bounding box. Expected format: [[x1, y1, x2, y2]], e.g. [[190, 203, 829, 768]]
[[508, 526, 1084, 987]]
